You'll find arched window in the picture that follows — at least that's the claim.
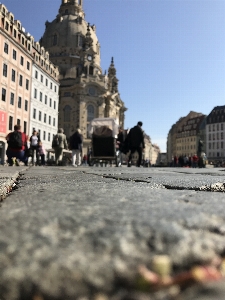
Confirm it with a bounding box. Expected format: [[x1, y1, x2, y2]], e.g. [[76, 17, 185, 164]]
[[63, 105, 72, 122], [53, 34, 58, 46], [87, 105, 94, 122], [89, 66, 94, 75]]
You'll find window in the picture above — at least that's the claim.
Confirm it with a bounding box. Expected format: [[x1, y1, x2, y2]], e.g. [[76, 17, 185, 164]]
[[38, 130, 41, 140], [221, 132, 224, 140], [49, 116, 51, 125], [43, 131, 46, 140], [209, 125, 211, 132], [5, 22, 9, 31], [209, 133, 211, 141], [48, 133, 51, 142], [25, 100, 28, 111], [35, 70, 38, 79], [24, 121, 27, 134], [217, 132, 220, 140], [19, 75, 23, 86], [209, 143, 211, 149], [41, 75, 43, 83], [18, 96, 22, 108], [17, 119, 20, 126], [20, 56, 24, 66], [54, 101, 56, 109], [27, 61, 30, 70], [221, 142, 224, 149], [9, 116, 13, 130], [40, 92, 43, 102], [53, 34, 57, 46], [10, 93, 14, 105], [221, 124, 224, 130], [50, 82, 53, 89], [45, 79, 48, 86], [45, 95, 47, 104], [39, 111, 42, 121], [54, 86, 57, 93], [217, 124, 219, 131], [87, 104, 95, 122], [44, 113, 46, 123], [25, 79, 29, 90], [34, 88, 37, 99], [63, 105, 71, 122], [3, 63, 7, 77], [13, 29, 17, 38], [76, 35, 84, 47], [49, 98, 52, 107], [11, 69, 15, 82], [12, 49, 17, 60], [53, 118, 55, 126], [4, 43, 8, 54], [21, 37, 24, 45], [1, 88, 6, 101], [33, 108, 36, 119]]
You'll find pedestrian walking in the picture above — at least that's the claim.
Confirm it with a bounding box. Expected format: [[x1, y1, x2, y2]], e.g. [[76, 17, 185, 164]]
[[69, 128, 83, 167], [52, 128, 68, 166], [127, 121, 145, 167], [38, 141, 46, 166], [6, 124, 28, 166], [30, 130, 40, 166]]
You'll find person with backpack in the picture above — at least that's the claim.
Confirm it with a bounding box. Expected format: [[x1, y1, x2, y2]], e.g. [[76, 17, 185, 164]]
[[6, 124, 28, 166], [69, 128, 83, 167], [52, 128, 68, 166], [127, 121, 145, 167], [30, 130, 40, 166]]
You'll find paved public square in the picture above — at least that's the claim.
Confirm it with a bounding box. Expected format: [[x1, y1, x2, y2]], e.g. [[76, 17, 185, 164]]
[[1, 165, 225, 300]]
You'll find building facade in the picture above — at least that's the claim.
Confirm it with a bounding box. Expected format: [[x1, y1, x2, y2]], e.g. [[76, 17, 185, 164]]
[[40, 0, 126, 154], [30, 42, 59, 150], [0, 3, 32, 163], [206, 105, 225, 162], [167, 111, 206, 163], [0, 3, 59, 163]]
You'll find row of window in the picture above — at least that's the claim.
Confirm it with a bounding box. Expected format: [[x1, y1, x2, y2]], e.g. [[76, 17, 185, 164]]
[[1, 88, 28, 110], [2, 18, 32, 52], [32, 128, 55, 143], [32, 109, 56, 126], [208, 124, 224, 131], [4, 43, 31, 70], [176, 145, 196, 151], [8, 116, 27, 133], [63, 104, 94, 122], [2, 63, 30, 90], [208, 152, 223, 158], [208, 142, 224, 150], [34, 70, 58, 92], [208, 133, 224, 140], [33, 89, 57, 109]]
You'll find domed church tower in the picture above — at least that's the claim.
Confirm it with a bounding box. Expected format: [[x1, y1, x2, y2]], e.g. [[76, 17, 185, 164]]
[[40, 0, 126, 152]]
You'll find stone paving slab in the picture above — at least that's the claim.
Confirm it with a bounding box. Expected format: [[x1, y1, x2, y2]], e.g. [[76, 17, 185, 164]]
[[0, 166, 27, 201], [1, 166, 225, 300]]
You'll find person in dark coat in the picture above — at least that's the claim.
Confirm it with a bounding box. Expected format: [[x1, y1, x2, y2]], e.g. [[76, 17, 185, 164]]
[[127, 121, 145, 167], [70, 128, 83, 167]]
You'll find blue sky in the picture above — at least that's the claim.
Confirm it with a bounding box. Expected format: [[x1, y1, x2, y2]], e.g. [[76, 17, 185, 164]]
[[2, 0, 225, 151]]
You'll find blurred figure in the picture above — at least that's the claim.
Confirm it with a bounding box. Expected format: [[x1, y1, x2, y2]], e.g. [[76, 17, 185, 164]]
[[30, 130, 40, 166], [127, 121, 145, 167], [6, 124, 28, 166], [69, 128, 83, 167], [38, 141, 46, 166], [52, 128, 68, 166]]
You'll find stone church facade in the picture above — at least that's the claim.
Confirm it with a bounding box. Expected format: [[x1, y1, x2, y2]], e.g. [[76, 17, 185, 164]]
[[40, 0, 126, 153]]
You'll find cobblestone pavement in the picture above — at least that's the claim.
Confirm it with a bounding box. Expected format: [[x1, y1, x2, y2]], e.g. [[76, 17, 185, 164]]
[[1, 165, 225, 300]]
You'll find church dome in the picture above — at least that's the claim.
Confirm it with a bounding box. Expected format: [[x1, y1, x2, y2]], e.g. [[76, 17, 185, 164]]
[[40, 0, 101, 72]]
